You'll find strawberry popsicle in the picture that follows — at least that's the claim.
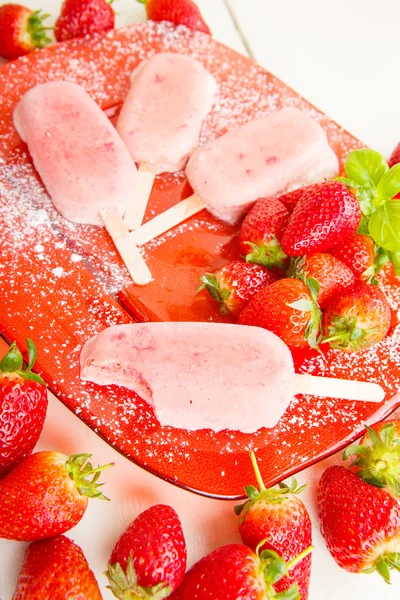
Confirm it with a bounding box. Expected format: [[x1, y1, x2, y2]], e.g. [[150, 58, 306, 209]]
[[128, 107, 339, 246], [116, 53, 217, 230], [80, 323, 383, 434], [185, 107, 339, 224], [13, 81, 138, 226]]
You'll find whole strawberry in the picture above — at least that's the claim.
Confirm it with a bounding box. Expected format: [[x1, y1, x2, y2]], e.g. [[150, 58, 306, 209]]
[[55, 0, 114, 43], [138, 0, 210, 34], [343, 421, 400, 497], [198, 260, 277, 317], [0, 339, 47, 478], [170, 543, 310, 599], [238, 277, 322, 350], [329, 234, 383, 283], [106, 504, 186, 598], [388, 142, 400, 168], [289, 253, 355, 308], [12, 535, 102, 599], [322, 282, 391, 352], [281, 181, 361, 256], [278, 185, 313, 213], [235, 452, 312, 599], [0, 451, 112, 540], [318, 464, 400, 581], [0, 4, 50, 60], [238, 197, 289, 268]]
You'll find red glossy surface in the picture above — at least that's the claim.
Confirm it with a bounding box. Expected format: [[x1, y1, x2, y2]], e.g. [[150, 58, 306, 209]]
[[0, 23, 399, 499]]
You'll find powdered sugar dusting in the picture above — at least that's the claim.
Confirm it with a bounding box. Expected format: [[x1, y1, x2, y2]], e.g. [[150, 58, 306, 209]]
[[0, 23, 399, 498]]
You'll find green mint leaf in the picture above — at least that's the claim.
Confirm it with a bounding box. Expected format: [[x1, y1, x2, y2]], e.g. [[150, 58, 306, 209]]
[[376, 164, 400, 201], [369, 200, 400, 252], [357, 215, 370, 234], [345, 149, 389, 188], [390, 251, 400, 275]]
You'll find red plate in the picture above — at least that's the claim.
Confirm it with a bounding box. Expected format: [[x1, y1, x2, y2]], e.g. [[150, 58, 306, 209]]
[[0, 22, 399, 499]]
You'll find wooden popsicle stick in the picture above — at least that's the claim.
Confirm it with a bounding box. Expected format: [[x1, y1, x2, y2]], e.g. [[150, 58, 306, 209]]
[[295, 374, 384, 403], [99, 208, 152, 286], [128, 194, 206, 246], [123, 163, 156, 231]]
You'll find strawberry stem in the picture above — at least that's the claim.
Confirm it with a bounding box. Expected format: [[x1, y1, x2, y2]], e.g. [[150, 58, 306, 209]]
[[66, 454, 114, 500], [250, 451, 266, 492], [286, 545, 313, 572]]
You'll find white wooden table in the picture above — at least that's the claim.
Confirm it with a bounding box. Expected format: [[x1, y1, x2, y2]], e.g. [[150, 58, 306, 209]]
[[1, 1, 400, 598]]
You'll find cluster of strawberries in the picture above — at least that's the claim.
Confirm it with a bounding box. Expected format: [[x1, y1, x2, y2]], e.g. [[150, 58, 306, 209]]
[[0, 0, 210, 61], [200, 148, 400, 353], [2, 341, 400, 597]]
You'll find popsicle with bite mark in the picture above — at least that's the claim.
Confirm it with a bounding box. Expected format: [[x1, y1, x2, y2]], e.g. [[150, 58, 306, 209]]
[[80, 322, 384, 434]]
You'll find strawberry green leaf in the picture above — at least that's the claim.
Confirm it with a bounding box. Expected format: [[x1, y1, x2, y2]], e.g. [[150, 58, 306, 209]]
[[244, 485, 259, 500], [244, 238, 287, 270], [0, 342, 23, 372], [376, 164, 400, 200], [368, 200, 400, 252], [305, 277, 320, 303], [288, 299, 314, 312], [26, 338, 37, 371], [274, 586, 300, 600]]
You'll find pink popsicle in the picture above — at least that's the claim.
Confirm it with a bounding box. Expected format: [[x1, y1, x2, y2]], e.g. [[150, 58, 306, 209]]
[[13, 81, 138, 226], [80, 322, 295, 433]]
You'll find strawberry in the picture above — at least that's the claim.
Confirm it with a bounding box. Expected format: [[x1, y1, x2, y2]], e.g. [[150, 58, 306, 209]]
[[238, 197, 290, 269], [278, 186, 313, 213], [138, 0, 211, 34], [12, 535, 102, 599], [170, 543, 311, 599], [343, 421, 400, 497], [281, 181, 361, 256], [198, 261, 277, 317], [318, 465, 400, 581], [0, 4, 51, 60], [238, 277, 322, 350], [329, 233, 376, 281], [388, 142, 400, 168], [106, 504, 186, 598], [0, 451, 112, 541], [0, 339, 47, 478], [289, 253, 355, 308], [329, 233, 387, 283], [235, 452, 312, 599], [322, 282, 391, 352], [55, 0, 115, 43]]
